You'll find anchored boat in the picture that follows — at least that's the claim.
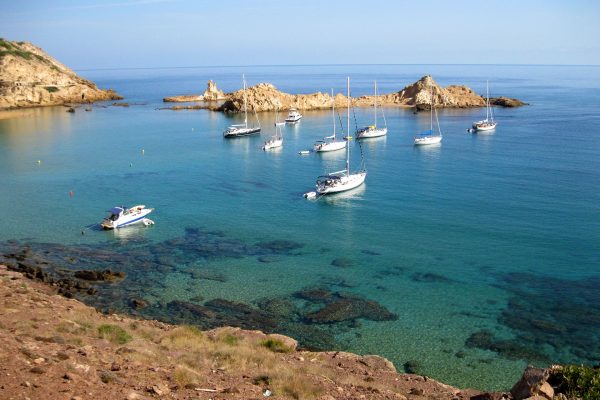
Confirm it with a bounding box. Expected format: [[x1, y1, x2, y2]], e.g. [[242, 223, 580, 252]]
[[101, 205, 154, 229]]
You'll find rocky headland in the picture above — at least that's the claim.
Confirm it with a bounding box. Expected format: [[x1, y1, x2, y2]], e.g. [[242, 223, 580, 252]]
[[0, 38, 122, 110], [163, 76, 527, 113], [2, 259, 597, 399]]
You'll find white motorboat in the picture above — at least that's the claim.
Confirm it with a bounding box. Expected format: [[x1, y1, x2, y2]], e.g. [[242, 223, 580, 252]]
[[263, 111, 284, 150], [285, 108, 302, 123], [414, 84, 443, 146], [313, 89, 347, 152], [223, 74, 261, 138], [315, 77, 367, 195], [356, 80, 388, 139], [472, 81, 497, 131], [101, 205, 154, 229]]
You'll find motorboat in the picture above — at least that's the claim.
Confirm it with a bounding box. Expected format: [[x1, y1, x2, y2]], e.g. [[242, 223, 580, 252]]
[[313, 77, 367, 196], [285, 108, 302, 123], [472, 81, 497, 131], [356, 80, 388, 139], [223, 74, 261, 138], [101, 205, 153, 229], [414, 83, 443, 146], [313, 89, 346, 152]]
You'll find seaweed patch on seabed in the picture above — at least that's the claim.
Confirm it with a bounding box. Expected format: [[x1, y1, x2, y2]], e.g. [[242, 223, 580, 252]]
[[465, 271, 600, 366], [0, 230, 397, 352]]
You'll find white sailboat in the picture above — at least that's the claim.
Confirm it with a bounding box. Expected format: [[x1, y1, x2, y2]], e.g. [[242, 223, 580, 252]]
[[472, 81, 497, 131], [356, 80, 388, 139], [262, 110, 284, 150], [313, 89, 347, 152], [315, 77, 366, 195], [223, 74, 261, 138], [414, 83, 442, 145]]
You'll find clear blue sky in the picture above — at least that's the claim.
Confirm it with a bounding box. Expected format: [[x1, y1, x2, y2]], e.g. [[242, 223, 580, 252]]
[[1, 0, 599, 68]]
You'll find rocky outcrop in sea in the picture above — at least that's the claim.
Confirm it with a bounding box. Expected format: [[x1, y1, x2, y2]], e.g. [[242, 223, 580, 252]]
[[0, 38, 122, 109], [163, 76, 526, 113]]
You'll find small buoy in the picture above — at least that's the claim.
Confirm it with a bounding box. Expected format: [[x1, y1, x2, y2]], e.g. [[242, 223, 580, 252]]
[[130, 163, 133, 167], [304, 191, 318, 199], [69, 191, 74, 198], [37, 160, 41, 164], [141, 148, 145, 155], [192, 128, 195, 131]]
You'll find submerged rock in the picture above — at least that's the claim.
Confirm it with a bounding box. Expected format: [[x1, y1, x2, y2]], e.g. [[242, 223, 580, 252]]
[[331, 257, 353, 268], [73, 269, 126, 282], [305, 297, 398, 324]]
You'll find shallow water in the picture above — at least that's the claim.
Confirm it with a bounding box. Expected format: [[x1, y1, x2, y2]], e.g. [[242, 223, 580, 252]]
[[1, 64, 599, 390]]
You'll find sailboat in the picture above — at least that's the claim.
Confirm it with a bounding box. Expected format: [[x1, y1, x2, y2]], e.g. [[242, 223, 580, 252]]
[[356, 80, 388, 139], [313, 89, 347, 152], [414, 83, 442, 145], [262, 110, 284, 150], [315, 77, 367, 195], [223, 74, 261, 138], [472, 81, 496, 131]]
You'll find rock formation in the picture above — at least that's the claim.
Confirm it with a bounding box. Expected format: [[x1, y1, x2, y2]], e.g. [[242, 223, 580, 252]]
[[0, 38, 122, 109], [163, 80, 227, 103], [163, 75, 525, 113]]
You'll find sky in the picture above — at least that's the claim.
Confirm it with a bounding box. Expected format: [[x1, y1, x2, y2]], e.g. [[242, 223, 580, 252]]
[[1, 0, 599, 69]]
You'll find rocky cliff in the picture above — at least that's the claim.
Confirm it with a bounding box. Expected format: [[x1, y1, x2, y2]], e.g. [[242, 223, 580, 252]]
[[164, 76, 525, 113], [0, 38, 121, 109]]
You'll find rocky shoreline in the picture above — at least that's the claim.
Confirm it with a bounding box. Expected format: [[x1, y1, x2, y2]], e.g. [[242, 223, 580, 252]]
[[2, 258, 597, 399], [163, 76, 527, 113], [0, 39, 122, 110]]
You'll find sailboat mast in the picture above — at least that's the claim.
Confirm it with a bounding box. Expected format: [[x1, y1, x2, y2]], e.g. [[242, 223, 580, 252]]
[[374, 80, 377, 127], [346, 77, 350, 176], [331, 88, 335, 138], [243, 74, 248, 128], [430, 83, 433, 131], [486, 80, 490, 121]]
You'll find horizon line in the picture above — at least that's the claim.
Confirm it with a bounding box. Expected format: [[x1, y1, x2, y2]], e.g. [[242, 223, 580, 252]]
[[74, 62, 600, 72]]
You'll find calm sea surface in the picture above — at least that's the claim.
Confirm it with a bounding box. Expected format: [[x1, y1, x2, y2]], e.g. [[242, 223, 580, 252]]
[[1, 65, 599, 390]]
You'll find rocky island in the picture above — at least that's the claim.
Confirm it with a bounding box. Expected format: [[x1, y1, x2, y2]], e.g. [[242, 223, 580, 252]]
[[0, 38, 122, 110], [163, 76, 527, 113]]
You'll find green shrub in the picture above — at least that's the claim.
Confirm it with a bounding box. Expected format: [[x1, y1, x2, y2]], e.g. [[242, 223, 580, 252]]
[[97, 324, 132, 344], [44, 86, 59, 93], [260, 338, 292, 353], [557, 365, 600, 400]]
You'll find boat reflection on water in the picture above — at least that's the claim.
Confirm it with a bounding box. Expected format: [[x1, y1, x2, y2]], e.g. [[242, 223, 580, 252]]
[[107, 224, 150, 242], [319, 184, 366, 205]]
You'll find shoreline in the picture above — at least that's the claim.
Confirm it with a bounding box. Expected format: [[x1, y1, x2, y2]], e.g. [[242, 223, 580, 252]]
[[0, 264, 480, 399]]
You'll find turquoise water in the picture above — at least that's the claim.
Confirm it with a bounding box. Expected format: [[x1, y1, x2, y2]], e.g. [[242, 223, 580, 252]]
[[1, 65, 599, 390]]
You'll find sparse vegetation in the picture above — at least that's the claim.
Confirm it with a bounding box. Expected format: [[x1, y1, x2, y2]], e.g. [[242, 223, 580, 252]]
[[44, 86, 59, 93], [97, 324, 132, 344], [260, 338, 292, 353]]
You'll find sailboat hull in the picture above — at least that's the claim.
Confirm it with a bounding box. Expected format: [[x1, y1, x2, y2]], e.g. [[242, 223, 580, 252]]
[[223, 127, 261, 138], [356, 127, 387, 139], [317, 172, 366, 194], [414, 135, 442, 145], [314, 140, 347, 152], [472, 122, 497, 131]]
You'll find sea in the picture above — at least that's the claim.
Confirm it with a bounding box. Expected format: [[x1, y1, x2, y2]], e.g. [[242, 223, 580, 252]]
[[1, 64, 599, 391]]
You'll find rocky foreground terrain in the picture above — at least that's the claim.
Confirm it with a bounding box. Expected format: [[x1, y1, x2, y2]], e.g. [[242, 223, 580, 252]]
[[163, 76, 526, 113], [1, 263, 595, 400], [0, 39, 121, 109]]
